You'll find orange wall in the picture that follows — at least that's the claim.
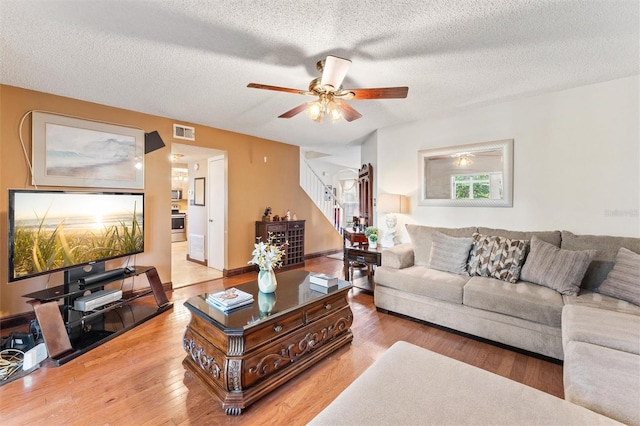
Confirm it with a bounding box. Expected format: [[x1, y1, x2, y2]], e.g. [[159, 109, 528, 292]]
[[0, 85, 342, 317]]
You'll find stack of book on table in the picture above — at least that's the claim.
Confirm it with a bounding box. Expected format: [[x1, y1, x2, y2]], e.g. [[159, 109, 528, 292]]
[[309, 273, 339, 293], [206, 288, 254, 312]]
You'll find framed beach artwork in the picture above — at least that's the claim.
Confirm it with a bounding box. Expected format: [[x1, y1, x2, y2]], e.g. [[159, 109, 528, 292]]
[[31, 112, 145, 189]]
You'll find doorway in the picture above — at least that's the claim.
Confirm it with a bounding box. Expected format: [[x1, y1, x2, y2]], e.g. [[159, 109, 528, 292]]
[[170, 144, 226, 288]]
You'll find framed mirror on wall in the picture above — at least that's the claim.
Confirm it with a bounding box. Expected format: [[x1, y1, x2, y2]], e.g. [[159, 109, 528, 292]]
[[418, 139, 514, 207], [194, 177, 205, 206]]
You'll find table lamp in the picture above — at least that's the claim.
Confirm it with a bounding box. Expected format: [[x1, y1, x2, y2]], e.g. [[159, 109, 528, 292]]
[[377, 193, 405, 247]]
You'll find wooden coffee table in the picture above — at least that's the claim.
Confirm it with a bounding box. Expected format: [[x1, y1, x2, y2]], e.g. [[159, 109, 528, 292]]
[[182, 270, 353, 415]]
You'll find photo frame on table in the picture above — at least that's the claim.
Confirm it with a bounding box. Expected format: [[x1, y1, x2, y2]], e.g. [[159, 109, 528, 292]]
[[32, 112, 145, 189]]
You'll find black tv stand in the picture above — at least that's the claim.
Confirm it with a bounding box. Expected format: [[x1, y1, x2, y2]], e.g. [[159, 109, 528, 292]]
[[22, 266, 172, 366]]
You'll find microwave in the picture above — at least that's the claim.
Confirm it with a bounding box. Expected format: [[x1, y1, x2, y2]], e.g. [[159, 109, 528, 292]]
[[171, 189, 182, 200]]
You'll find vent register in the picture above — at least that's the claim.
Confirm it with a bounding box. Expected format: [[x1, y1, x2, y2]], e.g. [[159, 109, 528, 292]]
[[173, 124, 195, 141]]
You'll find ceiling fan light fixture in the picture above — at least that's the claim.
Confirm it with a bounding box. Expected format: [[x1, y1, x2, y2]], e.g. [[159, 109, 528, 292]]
[[306, 101, 323, 121], [453, 156, 473, 167], [248, 55, 407, 123], [326, 100, 342, 122]]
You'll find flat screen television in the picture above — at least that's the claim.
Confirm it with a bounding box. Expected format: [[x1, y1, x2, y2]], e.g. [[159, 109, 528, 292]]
[[8, 189, 144, 282]]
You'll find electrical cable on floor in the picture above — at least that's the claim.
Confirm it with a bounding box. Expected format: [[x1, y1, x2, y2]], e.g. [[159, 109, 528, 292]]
[[0, 349, 25, 381]]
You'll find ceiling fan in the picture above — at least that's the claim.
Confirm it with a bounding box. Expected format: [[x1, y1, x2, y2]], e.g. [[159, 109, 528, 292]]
[[247, 55, 409, 123]]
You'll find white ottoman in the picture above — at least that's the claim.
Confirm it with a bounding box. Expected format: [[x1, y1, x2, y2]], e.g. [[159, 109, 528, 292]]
[[309, 341, 619, 425]]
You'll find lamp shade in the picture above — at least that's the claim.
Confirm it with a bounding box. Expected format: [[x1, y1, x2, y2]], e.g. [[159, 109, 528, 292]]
[[377, 193, 404, 213]]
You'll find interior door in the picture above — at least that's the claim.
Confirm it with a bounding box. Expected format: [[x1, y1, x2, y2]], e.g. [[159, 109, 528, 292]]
[[207, 156, 226, 270]]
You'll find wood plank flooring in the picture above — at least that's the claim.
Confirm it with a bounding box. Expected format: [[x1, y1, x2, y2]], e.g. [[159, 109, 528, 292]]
[[0, 257, 563, 425]]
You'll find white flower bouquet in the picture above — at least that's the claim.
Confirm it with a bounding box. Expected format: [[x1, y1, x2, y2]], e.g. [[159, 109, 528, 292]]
[[248, 232, 288, 271]]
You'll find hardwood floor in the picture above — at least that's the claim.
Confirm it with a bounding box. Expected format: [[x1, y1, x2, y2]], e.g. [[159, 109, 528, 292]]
[[171, 241, 223, 288], [0, 257, 563, 425]]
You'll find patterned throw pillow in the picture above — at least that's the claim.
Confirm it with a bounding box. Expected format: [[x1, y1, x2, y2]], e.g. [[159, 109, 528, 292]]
[[467, 233, 530, 283], [597, 247, 640, 306], [520, 236, 596, 295], [427, 231, 473, 275]]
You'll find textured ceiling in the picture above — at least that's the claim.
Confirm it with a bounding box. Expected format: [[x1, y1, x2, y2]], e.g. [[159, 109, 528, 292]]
[[1, 0, 638, 167]]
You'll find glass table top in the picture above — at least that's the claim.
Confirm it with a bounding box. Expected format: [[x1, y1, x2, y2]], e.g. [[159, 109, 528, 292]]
[[184, 269, 350, 332]]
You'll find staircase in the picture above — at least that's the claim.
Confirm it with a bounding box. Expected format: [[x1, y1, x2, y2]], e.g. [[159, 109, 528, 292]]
[[299, 153, 344, 231]]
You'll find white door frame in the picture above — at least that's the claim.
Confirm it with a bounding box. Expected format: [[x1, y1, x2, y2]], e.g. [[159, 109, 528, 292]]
[[207, 155, 226, 270]]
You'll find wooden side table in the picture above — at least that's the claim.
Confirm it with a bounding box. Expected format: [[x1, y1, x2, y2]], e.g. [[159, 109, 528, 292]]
[[343, 229, 369, 248], [343, 246, 382, 290]]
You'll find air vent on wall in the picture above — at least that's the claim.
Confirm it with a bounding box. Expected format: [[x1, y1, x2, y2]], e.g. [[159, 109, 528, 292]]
[[173, 124, 195, 141]]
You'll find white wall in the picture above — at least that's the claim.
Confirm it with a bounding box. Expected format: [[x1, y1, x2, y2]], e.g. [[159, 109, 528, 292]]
[[377, 76, 640, 241]]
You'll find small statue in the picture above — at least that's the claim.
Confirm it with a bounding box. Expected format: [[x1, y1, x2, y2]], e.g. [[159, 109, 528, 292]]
[[285, 209, 291, 221], [262, 206, 272, 222], [273, 215, 280, 222]]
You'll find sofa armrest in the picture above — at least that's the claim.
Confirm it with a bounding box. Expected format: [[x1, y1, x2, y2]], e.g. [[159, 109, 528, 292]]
[[381, 243, 415, 269]]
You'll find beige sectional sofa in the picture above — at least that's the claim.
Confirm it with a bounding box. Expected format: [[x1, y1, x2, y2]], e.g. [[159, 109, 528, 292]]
[[374, 225, 639, 425]]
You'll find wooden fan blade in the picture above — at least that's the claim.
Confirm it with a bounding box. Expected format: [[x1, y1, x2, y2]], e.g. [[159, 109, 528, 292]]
[[336, 102, 362, 122], [344, 87, 409, 100], [278, 103, 309, 119], [247, 83, 310, 96], [320, 56, 351, 90]]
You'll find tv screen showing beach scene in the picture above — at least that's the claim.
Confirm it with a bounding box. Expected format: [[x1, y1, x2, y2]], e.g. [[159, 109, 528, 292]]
[[8, 190, 144, 282]]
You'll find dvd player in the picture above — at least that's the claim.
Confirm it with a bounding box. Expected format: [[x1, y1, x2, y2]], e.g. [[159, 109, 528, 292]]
[[74, 289, 123, 311]]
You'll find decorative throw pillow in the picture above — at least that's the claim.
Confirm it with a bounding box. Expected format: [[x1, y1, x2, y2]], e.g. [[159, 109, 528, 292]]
[[467, 233, 530, 283], [597, 247, 640, 306], [427, 231, 473, 275], [520, 235, 596, 295]]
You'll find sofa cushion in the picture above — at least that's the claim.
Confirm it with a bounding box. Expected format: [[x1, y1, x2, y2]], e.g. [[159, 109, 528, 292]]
[[427, 231, 473, 275], [597, 247, 640, 306], [520, 236, 596, 296], [564, 291, 640, 316], [478, 227, 561, 247], [560, 231, 640, 291], [562, 304, 640, 355], [375, 265, 469, 304], [467, 233, 529, 283], [405, 224, 477, 266], [564, 340, 640, 426], [463, 276, 564, 327], [380, 243, 414, 269]]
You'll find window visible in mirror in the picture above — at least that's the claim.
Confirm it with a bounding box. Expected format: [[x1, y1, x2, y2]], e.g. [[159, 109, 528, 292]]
[[451, 173, 503, 200]]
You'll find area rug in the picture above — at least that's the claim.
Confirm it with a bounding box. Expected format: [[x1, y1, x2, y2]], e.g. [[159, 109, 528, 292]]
[[309, 341, 619, 425]]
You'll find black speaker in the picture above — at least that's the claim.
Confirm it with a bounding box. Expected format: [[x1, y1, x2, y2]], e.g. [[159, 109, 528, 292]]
[[144, 130, 166, 154], [7, 331, 35, 351]]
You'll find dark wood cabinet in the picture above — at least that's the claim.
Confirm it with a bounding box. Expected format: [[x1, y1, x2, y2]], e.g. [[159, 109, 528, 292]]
[[358, 163, 373, 227], [255, 220, 305, 269], [182, 270, 353, 415]]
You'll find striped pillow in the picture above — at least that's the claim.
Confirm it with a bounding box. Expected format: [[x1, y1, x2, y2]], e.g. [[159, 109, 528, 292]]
[[597, 247, 640, 305], [427, 231, 473, 275], [520, 236, 596, 295]]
